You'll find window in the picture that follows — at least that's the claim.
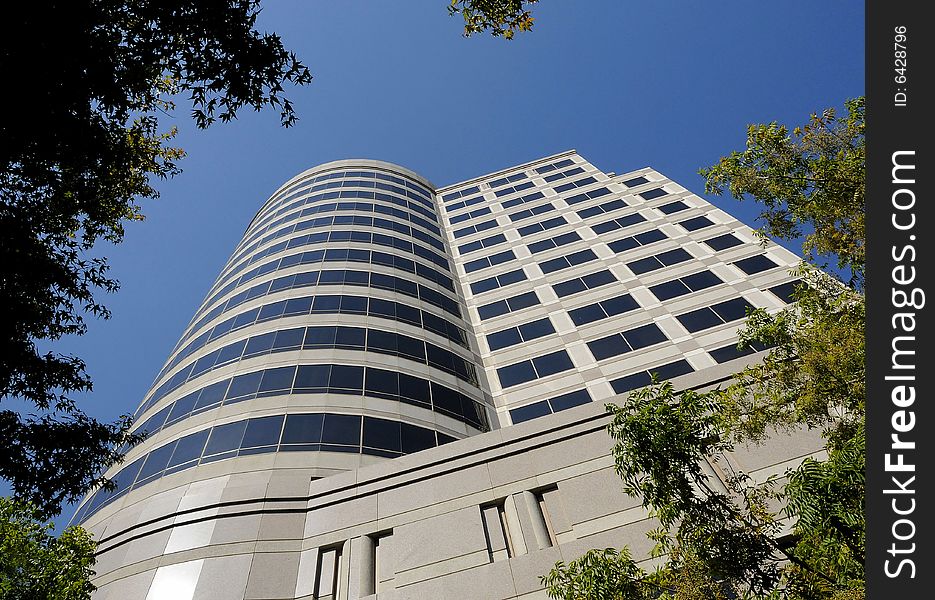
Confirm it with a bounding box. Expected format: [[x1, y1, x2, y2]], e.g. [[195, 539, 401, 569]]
[[464, 249, 516, 273], [565, 187, 611, 205], [453, 219, 499, 239], [477, 290, 540, 320], [733, 254, 780, 274], [539, 249, 598, 274], [587, 323, 668, 360], [501, 190, 545, 209], [442, 185, 480, 203], [577, 198, 628, 219], [621, 176, 649, 187], [508, 202, 555, 222], [533, 158, 575, 174], [610, 359, 694, 394], [703, 233, 743, 251], [568, 293, 639, 325], [543, 166, 585, 182], [677, 215, 715, 231], [554, 176, 597, 193], [656, 200, 689, 214], [768, 280, 801, 303], [445, 195, 485, 212], [649, 269, 723, 301], [517, 216, 567, 237], [528, 231, 581, 254], [590, 212, 646, 234], [458, 232, 507, 255], [470, 268, 527, 294], [552, 269, 617, 298], [488, 172, 529, 189], [607, 228, 667, 253], [509, 388, 592, 424], [639, 188, 667, 200], [449, 206, 491, 224], [494, 181, 535, 197], [486, 317, 556, 351], [626, 247, 693, 275], [497, 350, 574, 388], [710, 339, 771, 363], [676, 297, 755, 332]]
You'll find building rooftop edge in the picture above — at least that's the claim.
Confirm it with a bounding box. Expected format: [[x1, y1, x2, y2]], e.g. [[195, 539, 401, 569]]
[[436, 149, 579, 192]]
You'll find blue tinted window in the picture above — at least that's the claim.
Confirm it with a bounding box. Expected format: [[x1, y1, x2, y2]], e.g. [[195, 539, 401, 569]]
[[703, 233, 743, 251]]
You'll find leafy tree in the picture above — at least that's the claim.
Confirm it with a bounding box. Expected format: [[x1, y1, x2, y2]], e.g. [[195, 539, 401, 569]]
[[542, 99, 865, 599], [0, 0, 312, 520], [449, 0, 539, 38], [701, 98, 865, 289], [0, 497, 97, 600]]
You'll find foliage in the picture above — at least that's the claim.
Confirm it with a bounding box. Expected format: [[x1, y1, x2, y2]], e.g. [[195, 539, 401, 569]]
[[449, 0, 538, 38], [0, 498, 97, 600], [0, 0, 310, 519], [700, 97, 865, 289], [543, 99, 865, 599]]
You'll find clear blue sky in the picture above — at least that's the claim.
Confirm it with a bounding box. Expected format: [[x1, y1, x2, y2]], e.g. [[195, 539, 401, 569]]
[[23, 0, 865, 529]]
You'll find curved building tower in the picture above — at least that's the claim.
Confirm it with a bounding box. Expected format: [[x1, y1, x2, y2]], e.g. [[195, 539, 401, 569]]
[[73, 153, 816, 600]]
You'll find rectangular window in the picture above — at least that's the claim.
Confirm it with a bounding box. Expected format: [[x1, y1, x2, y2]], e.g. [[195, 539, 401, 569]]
[[534, 158, 575, 174], [590, 212, 646, 234], [527, 231, 581, 254], [496, 350, 574, 388], [476, 290, 540, 321], [539, 249, 598, 274], [457, 232, 507, 255], [453, 219, 499, 239], [733, 254, 779, 274], [507, 201, 555, 222], [703, 233, 744, 251], [501, 190, 545, 209], [470, 268, 528, 295], [464, 249, 517, 273], [649, 269, 723, 301], [449, 206, 491, 224], [517, 216, 568, 237], [543, 166, 585, 182], [577, 198, 628, 219], [552, 269, 617, 298], [657, 200, 689, 214], [678, 215, 715, 231], [553, 176, 597, 193], [486, 317, 555, 351], [610, 359, 695, 394], [494, 180, 535, 197], [568, 293, 639, 325], [442, 185, 480, 203], [587, 323, 667, 361], [676, 297, 755, 333], [565, 187, 611, 205], [607, 228, 667, 253], [621, 175, 649, 187], [626, 247, 692, 275], [639, 188, 668, 200]]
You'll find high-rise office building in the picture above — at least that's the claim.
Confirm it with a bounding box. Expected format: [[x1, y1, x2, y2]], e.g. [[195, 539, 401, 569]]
[[73, 151, 814, 600]]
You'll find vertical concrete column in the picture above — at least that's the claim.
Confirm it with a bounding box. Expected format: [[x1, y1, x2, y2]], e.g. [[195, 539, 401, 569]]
[[521, 490, 553, 550], [350, 535, 376, 599]]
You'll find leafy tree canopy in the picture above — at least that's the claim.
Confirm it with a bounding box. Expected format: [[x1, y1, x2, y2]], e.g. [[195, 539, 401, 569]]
[[700, 98, 865, 289], [0, 0, 312, 520], [450, 0, 539, 38], [0, 497, 97, 600], [543, 98, 866, 600]]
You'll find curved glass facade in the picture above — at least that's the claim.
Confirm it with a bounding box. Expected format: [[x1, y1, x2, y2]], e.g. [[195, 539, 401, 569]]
[[75, 160, 492, 524]]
